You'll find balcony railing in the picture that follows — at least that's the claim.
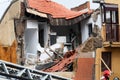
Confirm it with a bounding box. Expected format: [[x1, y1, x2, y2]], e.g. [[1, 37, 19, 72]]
[[102, 23, 119, 42], [102, 23, 120, 47]]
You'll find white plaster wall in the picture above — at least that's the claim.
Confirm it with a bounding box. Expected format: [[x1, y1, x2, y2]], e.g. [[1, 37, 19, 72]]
[[81, 14, 101, 43], [81, 19, 89, 43], [95, 14, 102, 29], [89, 14, 102, 30], [44, 23, 50, 47], [26, 20, 38, 29], [25, 20, 38, 54], [25, 29, 38, 54]]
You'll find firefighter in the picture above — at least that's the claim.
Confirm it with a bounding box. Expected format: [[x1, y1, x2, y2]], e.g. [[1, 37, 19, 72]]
[[101, 70, 110, 80]]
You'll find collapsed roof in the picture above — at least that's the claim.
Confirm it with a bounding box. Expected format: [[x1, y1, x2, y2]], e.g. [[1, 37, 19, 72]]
[[26, 0, 92, 26], [35, 50, 76, 72]]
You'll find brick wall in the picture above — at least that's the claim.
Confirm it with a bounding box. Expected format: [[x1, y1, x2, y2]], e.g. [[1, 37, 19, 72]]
[[74, 58, 95, 80]]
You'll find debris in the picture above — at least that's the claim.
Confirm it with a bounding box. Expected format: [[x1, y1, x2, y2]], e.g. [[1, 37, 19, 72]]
[[25, 53, 38, 65], [41, 50, 76, 72], [78, 37, 102, 52], [38, 43, 64, 63], [35, 61, 57, 70], [49, 47, 64, 59]]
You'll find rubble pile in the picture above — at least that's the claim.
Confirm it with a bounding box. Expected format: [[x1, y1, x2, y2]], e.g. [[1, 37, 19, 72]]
[[35, 50, 76, 72], [79, 36, 102, 52]]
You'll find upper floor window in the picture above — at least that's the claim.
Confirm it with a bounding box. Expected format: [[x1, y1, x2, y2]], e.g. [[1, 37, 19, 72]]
[[88, 23, 93, 37], [102, 3, 118, 24], [101, 3, 119, 42]]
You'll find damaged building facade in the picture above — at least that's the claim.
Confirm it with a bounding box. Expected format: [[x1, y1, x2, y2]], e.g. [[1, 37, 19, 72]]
[[17, 0, 95, 65], [72, 1, 102, 80], [0, 0, 110, 80]]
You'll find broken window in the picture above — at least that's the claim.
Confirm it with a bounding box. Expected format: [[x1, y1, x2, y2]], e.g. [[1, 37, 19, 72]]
[[88, 23, 93, 37], [39, 29, 44, 47], [101, 52, 111, 71], [102, 3, 119, 42]]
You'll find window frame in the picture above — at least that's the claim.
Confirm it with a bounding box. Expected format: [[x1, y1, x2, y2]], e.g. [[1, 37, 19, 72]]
[[88, 23, 93, 37], [101, 3, 119, 42], [102, 3, 118, 24]]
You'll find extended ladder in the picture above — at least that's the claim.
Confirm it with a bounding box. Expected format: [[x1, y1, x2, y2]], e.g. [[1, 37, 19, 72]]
[[0, 60, 71, 80]]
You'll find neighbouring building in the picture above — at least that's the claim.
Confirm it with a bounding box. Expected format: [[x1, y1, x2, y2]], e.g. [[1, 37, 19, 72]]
[[94, 0, 120, 80], [0, 0, 93, 65], [0, 0, 21, 63]]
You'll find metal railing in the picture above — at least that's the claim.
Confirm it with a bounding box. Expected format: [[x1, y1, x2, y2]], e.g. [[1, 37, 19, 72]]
[[0, 60, 71, 80], [103, 24, 119, 42]]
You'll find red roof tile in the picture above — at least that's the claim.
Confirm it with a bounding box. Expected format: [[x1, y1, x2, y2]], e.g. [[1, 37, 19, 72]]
[[27, 0, 91, 19], [44, 50, 76, 72]]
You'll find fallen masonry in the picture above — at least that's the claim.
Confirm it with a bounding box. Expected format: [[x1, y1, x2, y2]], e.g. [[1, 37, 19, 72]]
[[35, 50, 76, 72]]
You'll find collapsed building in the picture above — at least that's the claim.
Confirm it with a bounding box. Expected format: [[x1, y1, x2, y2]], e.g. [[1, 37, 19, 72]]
[[0, 0, 103, 79], [16, 0, 93, 65]]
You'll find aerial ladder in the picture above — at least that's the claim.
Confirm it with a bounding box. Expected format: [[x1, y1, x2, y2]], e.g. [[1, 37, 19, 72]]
[[0, 60, 71, 80]]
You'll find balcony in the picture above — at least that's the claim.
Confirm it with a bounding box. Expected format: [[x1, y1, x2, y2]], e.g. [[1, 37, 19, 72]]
[[102, 24, 120, 47]]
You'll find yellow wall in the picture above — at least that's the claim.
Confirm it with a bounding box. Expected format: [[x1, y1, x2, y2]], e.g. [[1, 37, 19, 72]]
[[96, 48, 120, 80], [95, 0, 120, 80], [0, 1, 20, 46], [95, 49, 101, 80]]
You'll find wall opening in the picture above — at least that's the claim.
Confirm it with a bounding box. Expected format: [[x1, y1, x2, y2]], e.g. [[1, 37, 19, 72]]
[[101, 52, 111, 71], [39, 29, 44, 47]]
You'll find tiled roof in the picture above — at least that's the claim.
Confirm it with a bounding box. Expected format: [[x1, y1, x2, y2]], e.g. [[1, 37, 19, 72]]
[[27, 0, 91, 19]]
